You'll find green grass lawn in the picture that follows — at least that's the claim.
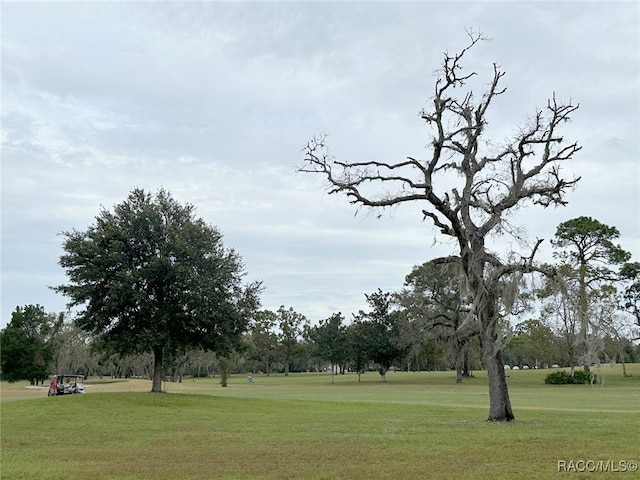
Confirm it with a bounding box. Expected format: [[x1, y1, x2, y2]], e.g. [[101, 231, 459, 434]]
[[1, 365, 639, 479]]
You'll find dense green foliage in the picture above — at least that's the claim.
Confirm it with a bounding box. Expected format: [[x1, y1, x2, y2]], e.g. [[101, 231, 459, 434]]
[[544, 369, 597, 385], [55, 188, 261, 391], [245, 309, 280, 375], [354, 290, 410, 381], [504, 319, 557, 368], [0, 305, 61, 384], [307, 312, 348, 381], [552, 216, 631, 271]]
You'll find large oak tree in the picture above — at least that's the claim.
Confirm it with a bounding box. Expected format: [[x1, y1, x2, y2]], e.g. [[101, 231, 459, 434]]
[[56, 188, 261, 392], [299, 32, 581, 421]]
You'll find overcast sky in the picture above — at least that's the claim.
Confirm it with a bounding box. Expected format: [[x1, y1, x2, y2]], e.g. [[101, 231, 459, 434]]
[[2, 1, 639, 329]]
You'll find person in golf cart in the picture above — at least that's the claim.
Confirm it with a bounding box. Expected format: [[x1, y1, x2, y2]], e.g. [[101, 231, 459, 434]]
[[48, 375, 57, 396]]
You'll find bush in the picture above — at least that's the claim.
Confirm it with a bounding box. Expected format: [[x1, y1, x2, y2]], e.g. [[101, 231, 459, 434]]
[[544, 369, 597, 385], [545, 370, 571, 384], [571, 369, 596, 384]]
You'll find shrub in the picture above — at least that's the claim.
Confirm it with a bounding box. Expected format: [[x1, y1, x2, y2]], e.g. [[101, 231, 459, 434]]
[[571, 369, 596, 384], [545, 371, 571, 384], [544, 369, 597, 385]]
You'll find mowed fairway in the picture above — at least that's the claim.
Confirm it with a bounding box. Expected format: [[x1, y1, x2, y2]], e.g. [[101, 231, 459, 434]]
[[2, 365, 639, 480]]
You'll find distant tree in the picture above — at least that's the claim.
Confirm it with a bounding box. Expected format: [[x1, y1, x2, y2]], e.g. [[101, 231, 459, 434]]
[[96, 350, 154, 379], [299, 31, 581, 421], [308, 313, 348, 383], [355, 290, 410, 382], [0, 327, 41, 383], [505, 319, 557, 369], [551, 216, 631, 370], [398, 260, 478, 383], [619, 261, 640, 337], [538, 267, 581, 370], [275, 306, 307, 376], [393, 311, 438, 372], [50, 322, 101, 377], [56, 188, 261, 392], [593, 284, 634, 376], [166, 349, 200, 383], [345, 320, 370, 381], [186, 348, 217, 378], [246, 310, 279, 375], [0, 305, 62, 384], [213, 351, 245, 387]]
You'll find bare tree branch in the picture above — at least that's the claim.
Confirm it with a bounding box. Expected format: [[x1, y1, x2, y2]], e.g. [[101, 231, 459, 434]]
[[298, 31, 582, 422]]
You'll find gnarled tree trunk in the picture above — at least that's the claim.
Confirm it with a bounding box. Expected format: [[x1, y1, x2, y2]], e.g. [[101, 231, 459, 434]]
[[479, 310, 514, 421], [468, 250, 515, 421]]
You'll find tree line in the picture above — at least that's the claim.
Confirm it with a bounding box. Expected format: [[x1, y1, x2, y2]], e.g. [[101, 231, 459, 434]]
[[3, 213, 637, 387]]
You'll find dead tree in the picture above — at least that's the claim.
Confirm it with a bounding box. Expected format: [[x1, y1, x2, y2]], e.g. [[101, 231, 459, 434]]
[[298, 31, 581, 421]]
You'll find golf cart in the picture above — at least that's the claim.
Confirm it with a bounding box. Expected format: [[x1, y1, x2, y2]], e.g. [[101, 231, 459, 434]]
[[54, 374, 86, 395]]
